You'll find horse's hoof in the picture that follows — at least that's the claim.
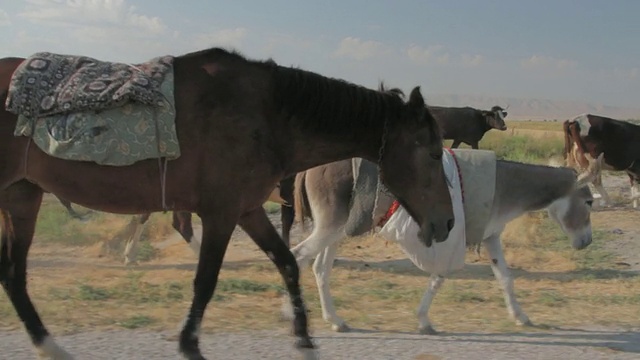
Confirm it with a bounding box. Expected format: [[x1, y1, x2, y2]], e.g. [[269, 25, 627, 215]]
[[298, 348, 319, 360], [179, 341, 206, 360], [295, 338, 318, 360], [331, 322, 350, 332], [419, 325, 438, 335]]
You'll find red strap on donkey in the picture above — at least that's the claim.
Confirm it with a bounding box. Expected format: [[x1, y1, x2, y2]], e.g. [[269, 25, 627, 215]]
[[377, 148, 463, 227]]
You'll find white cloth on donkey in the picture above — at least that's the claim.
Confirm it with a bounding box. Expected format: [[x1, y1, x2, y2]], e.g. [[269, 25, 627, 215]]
[[379, 150, 466, 275]]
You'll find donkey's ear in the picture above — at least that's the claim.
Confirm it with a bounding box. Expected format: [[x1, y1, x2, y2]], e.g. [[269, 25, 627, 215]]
[[408, 86, 425, 109]]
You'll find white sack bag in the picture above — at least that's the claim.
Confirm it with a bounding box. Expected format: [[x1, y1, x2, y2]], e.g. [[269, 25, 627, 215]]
[[379, 149, 466, 275]]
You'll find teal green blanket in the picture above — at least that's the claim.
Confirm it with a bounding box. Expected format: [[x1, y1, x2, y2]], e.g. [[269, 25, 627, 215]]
[[13, 71, 180, 166]]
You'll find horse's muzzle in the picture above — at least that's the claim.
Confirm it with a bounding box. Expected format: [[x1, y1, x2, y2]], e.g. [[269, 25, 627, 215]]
[[419, 218, 454, 247]]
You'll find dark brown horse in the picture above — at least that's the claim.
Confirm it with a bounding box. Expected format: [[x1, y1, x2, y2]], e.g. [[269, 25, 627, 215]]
[[0, 48, 454, 360]]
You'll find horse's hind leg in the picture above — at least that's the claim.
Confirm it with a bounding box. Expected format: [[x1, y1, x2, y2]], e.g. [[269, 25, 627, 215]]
[[123, 213, 151, 266], [416, 274, 446, 335], [279, 176, 295, 247], [172, 211, 200, 256], [0, 182, 73, 359], [484, 234, 532, 326], [238, 208, 317, 359]]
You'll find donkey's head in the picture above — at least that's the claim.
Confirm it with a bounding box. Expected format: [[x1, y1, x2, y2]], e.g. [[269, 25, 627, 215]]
[[547, 179, 594, 250]]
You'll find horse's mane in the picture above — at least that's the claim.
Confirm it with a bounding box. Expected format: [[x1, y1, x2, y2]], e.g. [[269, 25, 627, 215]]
[[180, 47, 429, 135], [271, 66, 408, 134]]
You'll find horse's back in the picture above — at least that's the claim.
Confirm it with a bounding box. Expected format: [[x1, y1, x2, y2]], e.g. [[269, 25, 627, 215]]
[[0, 57, 25, 100]]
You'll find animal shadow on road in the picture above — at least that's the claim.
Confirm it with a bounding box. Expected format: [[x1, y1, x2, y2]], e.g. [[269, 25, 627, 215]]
[[331, 258, 640, 281]]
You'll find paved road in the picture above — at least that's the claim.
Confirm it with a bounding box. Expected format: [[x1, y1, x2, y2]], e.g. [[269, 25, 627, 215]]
[[2, 327, 639, 359]]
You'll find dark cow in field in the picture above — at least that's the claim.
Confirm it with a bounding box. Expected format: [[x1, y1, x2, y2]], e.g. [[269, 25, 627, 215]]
[[429, 105, 508, 149], [563, 113, 640, 207]]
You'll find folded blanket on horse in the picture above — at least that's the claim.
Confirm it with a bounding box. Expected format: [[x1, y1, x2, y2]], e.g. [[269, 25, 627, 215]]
[[6, 52, 174, 118], [6, 52, 180, 166]]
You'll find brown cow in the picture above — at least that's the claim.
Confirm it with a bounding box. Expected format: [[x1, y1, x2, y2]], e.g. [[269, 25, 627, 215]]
[[563, 114, 640, 208]]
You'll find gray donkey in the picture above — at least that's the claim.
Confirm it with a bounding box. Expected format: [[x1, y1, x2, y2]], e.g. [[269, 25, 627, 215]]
[[284, 150, 593, 334]]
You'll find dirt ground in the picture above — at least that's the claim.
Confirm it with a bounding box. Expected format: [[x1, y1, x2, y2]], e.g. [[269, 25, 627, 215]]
[[1, 171, 640, 359]]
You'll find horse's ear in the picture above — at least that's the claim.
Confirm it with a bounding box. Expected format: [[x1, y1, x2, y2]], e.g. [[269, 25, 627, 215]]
[[408, 86, 425, 109]]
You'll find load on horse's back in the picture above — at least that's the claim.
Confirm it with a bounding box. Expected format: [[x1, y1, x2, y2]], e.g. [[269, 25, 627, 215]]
[[0, 47, 453, 359]]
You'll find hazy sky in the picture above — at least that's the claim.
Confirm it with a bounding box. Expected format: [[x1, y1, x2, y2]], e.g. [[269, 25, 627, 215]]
[[1, 0, 639, 107]]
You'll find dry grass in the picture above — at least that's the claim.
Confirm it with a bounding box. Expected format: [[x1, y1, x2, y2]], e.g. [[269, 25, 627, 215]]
[[1, 207, 638, 336], [505, 120, 563, 132]]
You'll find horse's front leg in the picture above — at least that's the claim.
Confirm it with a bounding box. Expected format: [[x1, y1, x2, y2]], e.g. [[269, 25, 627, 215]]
[[484, 234, 532, 326], [178, 211, 237, 360], [416, 274, 446, 335], [238, 207, 318, 360]]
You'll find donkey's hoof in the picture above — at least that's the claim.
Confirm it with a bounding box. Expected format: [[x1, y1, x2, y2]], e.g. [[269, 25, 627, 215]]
[[331, 322, 350, 332], [124, 260, 139, 267], [517, 318, 534, 327], [419, 325, 438, 335]]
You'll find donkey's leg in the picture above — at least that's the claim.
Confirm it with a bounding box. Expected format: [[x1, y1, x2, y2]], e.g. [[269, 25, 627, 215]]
[[0, 183, 73, 359], [282, 226, 345, 324], [123, 213, 150, 266], [238, 207, 317, 359], [416, 274, 446, 335], [484, 234, 532, 326], [593, 173, 611, 206], [178, 212, 237, 360], [312, 242, 348, 332], [628, 174, 640, 209]]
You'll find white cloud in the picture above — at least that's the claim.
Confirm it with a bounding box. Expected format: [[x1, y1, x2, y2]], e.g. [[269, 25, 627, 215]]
[[521, 55, 577, 70], [333, 37, 389, 61], [612, 67, 639, 81], [194, 28, 248, 49], [0, 9, 10, 26], [407, 44, 449, 65], [460, 54, 484, 67], [18, 0, 166, 34]]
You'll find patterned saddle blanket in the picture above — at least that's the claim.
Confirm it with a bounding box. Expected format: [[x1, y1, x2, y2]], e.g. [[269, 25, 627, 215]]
[[5, 52, 174, 118], [4, 52, 180, 166]]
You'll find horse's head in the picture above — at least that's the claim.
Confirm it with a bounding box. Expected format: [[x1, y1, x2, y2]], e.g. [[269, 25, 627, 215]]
[[379, 87, 454, 247], [547, 180, 594, 250]]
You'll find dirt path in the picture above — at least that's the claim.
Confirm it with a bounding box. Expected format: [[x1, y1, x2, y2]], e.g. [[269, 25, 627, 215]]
[[1, 326, 639, 359], [591, 173, 640, 270]]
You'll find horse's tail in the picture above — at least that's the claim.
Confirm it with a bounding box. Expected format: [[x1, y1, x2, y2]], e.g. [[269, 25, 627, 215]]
[[293, 171, 311, 231]]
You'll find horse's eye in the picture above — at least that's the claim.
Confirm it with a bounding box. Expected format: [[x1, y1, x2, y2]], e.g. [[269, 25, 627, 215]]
[[586, 200, 593, 207], [431, 152, 442, 160]]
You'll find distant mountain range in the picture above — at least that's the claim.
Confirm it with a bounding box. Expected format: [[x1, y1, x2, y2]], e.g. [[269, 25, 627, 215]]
[[424, 94, 640, 121]]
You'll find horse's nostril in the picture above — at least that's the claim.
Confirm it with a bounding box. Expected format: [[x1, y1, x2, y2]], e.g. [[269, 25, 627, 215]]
[[447, 218, 455, 232]]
